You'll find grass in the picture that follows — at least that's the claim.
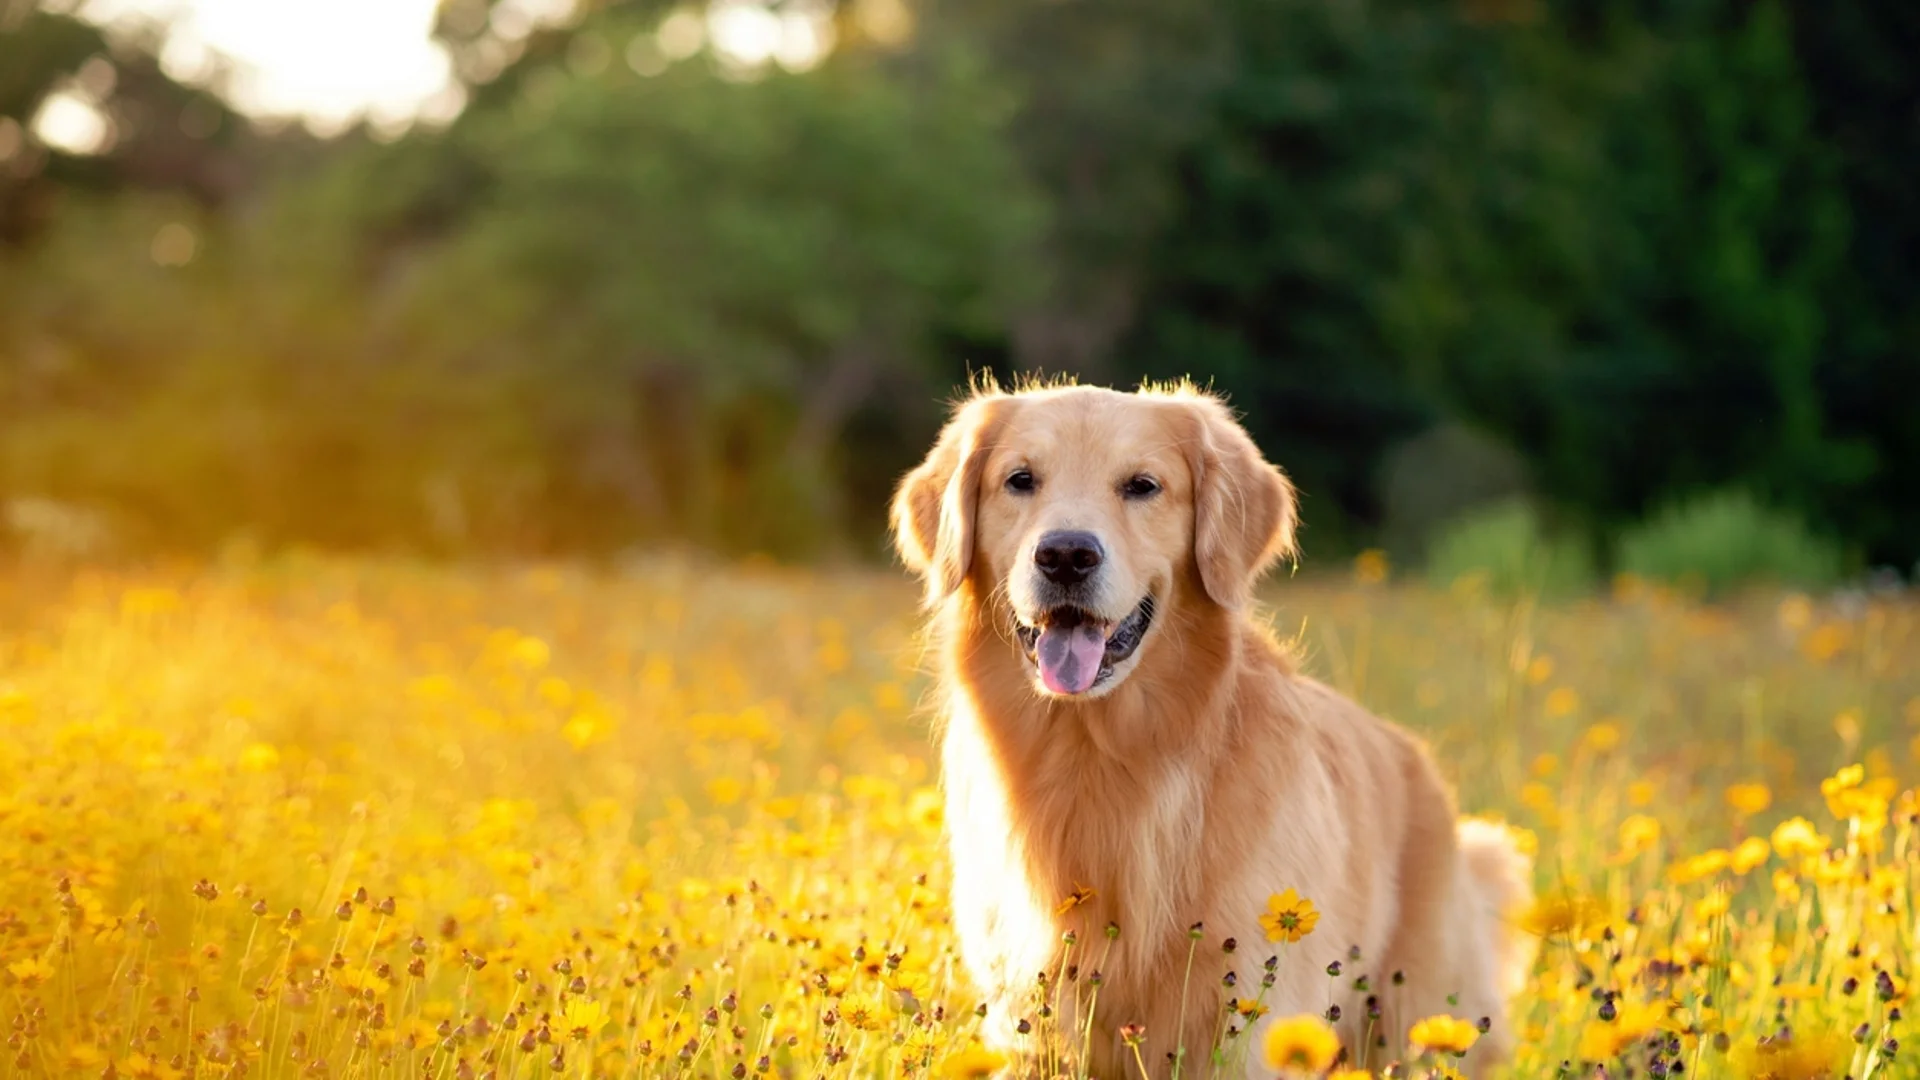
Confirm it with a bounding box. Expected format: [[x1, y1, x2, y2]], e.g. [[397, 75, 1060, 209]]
[[0, 552, 1913, 1079]]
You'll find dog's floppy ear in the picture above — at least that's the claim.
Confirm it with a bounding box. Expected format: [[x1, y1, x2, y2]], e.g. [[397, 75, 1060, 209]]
[[1185, 395, 1297, 610], [891, 394, 1009, 606]]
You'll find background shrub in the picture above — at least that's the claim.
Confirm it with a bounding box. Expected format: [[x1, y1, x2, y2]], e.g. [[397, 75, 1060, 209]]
[[1424, 500, 1596, 599], [1615, 489, 1845, 596]]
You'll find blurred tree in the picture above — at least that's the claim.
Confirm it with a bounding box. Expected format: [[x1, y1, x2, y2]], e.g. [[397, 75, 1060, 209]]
[[0, 11, 1043, 557], [4, 0, 1918, 570], [1115, 0, 1573, 548], [1113, 0, 1883, 563], [0, 7, 254, 244], [1787, 1, 1920, 569], [388, 41, 1042, 554], [1495, 1, 1868, 556], [914, 0, 1229, 376]]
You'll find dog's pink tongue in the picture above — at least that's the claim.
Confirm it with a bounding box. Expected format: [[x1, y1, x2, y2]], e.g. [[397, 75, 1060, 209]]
[[1036, 622, 1108, 695]]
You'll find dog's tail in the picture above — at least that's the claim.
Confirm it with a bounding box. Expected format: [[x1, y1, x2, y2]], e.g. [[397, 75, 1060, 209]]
[[1456, 817, 1537, 1001]]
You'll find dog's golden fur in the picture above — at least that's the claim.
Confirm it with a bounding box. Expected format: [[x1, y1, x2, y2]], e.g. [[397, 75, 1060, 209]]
[[892, 381, 1534, 1078]]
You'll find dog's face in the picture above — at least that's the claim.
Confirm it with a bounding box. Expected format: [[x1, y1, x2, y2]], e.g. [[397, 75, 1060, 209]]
[[977, 393, 1190, 696], [893, 384, 1297, 699]]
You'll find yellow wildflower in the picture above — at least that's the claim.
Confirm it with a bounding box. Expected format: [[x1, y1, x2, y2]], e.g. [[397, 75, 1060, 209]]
[[1618, 814, 1662, 858], [1520, 894, 1608, 939], [1770, 817, 1828, 860], [563, 997, 609, 1040], [1583, 721, 1623, 753], [1263, 1014, 1341, 1073], [902, 1029, 942, 1067], [561, 709, 614, 750], [1055, 883, 1095, 916], [1408, 1015, 1480, 1057], [1669, 848, 1730, 884], [941, 1048, 1007, 1080], [1544, 688, 1580, 719], [1772, 868, 1802, 903], [1820, 764, 1865, 818], [1725, 782, 1771, 817], [1730, 836, 1770, 875], [510, 635, 550, 669], [1730, 1030, 1847, 1080], [1521, 781, 1557, 815], [1691, 888, 1730, 922], [238, 742, 280, 772], [1833, 710, 1863, 747], [1801, 622, 1849, 661], [841, 994, 885, 1032], [1577, 1000, 1665, 1060], [7, 956, 54, 986], [1260, 888, 1320, 943]]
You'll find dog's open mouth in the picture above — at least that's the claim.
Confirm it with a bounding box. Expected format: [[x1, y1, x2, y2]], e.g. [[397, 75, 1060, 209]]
[[1014, 595, 1156, 695]]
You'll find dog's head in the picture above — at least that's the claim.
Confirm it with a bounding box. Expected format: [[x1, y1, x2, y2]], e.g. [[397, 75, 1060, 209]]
[[892, 383, 1296, 699]]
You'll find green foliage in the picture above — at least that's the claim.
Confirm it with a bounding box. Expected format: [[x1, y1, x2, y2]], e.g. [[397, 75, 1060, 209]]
[[1117, 0, 1879, 557], [1491, 2, 1869, 549], [0, 9, 253, 243], [1615, 490, 1845, 596], [2, 0, 1919, 572], [1785, 0, 1920, 570], [1425, 500, 1595, 600], [1121, 0, 1470, 541], [394, 42, 1044, 555], [1376, 424, 1531, 563], [1, 27, 1043, 557]]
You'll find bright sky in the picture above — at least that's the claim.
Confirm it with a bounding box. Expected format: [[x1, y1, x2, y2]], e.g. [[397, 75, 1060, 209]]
[[58, 0, 841, 138], [83, 0, 463, 131]]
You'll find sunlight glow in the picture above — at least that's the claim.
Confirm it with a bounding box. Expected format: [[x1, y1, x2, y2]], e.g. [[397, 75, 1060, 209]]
[[706, 0, 833, 76], [656, 9, 707, 62], [31, 89, 114, 156], [489, 0, 577, 42], [69, 0, 836, 128], [85, 0, 460, 131], [707, 1, 781, 66]]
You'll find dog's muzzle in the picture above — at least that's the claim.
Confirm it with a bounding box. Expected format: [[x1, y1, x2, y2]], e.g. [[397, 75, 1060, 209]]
[[1014, 595, 1156, 695]]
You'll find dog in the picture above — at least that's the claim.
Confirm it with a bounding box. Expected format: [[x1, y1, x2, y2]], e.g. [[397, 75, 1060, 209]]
[[890, 380, 1534, 1078]]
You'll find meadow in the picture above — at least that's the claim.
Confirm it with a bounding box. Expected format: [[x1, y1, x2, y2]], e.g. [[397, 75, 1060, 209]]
[[0, 554, 1914, 1079]]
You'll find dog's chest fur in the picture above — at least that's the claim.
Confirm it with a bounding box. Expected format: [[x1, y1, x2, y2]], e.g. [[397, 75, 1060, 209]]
[[948, 697, 1207, 948], [936, 636, 1399, 1076], [943, 699, 1215, 1058]]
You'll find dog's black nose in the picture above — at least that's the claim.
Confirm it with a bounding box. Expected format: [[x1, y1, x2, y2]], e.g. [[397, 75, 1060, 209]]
[[1034, 530, 1104, 586]]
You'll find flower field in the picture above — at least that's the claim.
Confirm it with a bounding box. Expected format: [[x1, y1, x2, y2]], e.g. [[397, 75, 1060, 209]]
[[0, 555, 1915, 1079]]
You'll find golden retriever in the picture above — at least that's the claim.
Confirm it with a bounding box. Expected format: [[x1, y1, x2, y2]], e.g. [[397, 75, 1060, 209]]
[[890, 380, 1534, 1078]]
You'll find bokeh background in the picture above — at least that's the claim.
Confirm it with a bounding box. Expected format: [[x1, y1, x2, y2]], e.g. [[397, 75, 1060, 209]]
[[3, 0, 1917, 587], [5, 8, 1920, 1076]]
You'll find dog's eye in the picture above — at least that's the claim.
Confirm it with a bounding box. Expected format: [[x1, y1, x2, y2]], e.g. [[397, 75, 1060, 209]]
[[1122, 475, 1160, 499], [1006, 469, 1036, 494]]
